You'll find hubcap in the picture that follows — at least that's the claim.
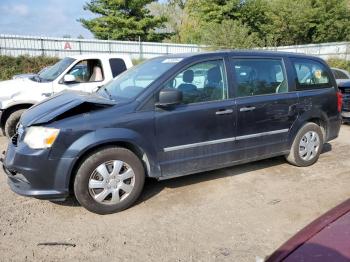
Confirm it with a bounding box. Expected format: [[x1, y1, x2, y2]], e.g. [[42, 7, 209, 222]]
[[88, 160, 135, 205], [299, 131, 320, 161]]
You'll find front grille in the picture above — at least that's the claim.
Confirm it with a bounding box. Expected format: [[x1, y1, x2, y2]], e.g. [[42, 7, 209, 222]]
[[341, 88, 350, 94], [343, 101, 350, 111], [342, 93, 350, 99], [12, 133, 19, 146]]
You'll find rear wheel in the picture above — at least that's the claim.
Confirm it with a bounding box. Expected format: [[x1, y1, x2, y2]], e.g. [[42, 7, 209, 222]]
[[74, 147, 145, 214], [286, 122, 324, 167], [4, 109, 26, 138]]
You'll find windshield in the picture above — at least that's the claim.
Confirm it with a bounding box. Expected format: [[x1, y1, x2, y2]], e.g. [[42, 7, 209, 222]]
[[98, 57, 183, 100], [38, 57, 75, 81]]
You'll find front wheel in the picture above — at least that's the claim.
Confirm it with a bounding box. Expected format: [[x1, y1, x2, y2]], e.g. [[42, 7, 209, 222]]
[[4, 109, 26, 138], [74, 147, 145, 214], [286, 122, 324, 167]]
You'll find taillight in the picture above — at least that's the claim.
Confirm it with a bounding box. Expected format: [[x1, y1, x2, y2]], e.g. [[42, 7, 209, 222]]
[[337, 91, 343, 112]]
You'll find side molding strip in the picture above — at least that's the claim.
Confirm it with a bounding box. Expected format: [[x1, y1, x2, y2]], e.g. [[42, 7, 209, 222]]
[[163, 129, 289, 152], [163, 137, 236, 152], [235, 129, 289, 141]]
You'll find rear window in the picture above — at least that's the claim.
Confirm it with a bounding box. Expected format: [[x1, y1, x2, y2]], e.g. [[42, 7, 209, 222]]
[[231, 58, 288, 97], [109, 58, 127, 77], [292, 59, 331, 90], [332, 69, 349, 80]]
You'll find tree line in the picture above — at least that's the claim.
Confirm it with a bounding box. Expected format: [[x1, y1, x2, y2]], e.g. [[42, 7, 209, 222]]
[[80, 0, 350, 48]]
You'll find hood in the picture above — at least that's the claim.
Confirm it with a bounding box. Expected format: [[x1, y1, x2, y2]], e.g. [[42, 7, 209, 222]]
[[0, 78, 42, 99], [13, 73, 37, 79], [21, 91, 116, 126]]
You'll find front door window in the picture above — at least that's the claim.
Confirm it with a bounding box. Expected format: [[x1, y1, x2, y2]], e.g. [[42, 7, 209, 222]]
[[163, 60, 229, 104], [66, 59, 104, 83]]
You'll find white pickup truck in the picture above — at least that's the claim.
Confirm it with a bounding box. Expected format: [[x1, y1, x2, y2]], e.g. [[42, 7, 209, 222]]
[[0, 54, 133, 137]]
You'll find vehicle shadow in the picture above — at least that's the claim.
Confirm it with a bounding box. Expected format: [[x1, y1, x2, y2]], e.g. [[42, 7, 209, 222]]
[[322, 142, 332, 154], [138, 142, 333, 204], [138, 156, 286, 204], [51, 195, 80, 207], [53, 143, 332, 208]]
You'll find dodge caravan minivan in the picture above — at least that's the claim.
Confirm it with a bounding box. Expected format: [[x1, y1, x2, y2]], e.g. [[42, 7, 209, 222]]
[[1, 51, 342, 214]]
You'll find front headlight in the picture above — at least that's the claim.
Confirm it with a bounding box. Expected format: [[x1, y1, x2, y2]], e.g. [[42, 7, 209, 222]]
[[24, 127, 60, 149]]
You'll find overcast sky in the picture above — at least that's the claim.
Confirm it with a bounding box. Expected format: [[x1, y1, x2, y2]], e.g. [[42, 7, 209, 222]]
[[0, 0, 94, 38]]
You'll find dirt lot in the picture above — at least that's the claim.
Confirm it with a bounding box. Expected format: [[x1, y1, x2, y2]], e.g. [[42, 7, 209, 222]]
[[0, 126, 349, 262]]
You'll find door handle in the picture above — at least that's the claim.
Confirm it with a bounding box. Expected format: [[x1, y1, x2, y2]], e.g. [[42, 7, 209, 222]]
[[240, 106, 256, 112], [216, 109, 233, 115]]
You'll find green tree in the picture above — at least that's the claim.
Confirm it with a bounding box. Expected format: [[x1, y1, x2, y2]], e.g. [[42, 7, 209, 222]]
[[186, 0, 241, 23], [166, 0, 188, 42], [168, 0, 187, 10], [201, 20, 263, 49], [311, 0, 350, 43], [179, 0, 267, 45], [80, 0, 169, 41], [264, 0, 317, 46], [238, 0, 271, 44], [148, 0, 188, 43], [179, 0, 267, 46], [265, 0, 350, 45], [175, 0, 350, 48]]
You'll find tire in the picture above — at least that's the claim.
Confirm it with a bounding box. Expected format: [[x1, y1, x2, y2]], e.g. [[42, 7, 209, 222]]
[[74, 147, 145, 215], [286, 122, 324, 167], [4, 109, 26, 138]]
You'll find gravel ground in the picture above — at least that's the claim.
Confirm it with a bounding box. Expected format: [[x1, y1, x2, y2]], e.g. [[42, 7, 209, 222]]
[[0, 126, 349, 262]]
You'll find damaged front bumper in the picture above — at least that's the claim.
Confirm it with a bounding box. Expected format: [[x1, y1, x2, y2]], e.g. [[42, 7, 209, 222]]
[[1, 140, 72, 201]]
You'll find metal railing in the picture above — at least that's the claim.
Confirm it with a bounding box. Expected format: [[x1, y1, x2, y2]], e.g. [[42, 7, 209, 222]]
[[264, 42, 350, 61], [0, 34, 203, 59], [0, 34, 350, 60]]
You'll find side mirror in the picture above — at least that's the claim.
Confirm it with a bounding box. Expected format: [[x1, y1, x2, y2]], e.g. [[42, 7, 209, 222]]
[[63, 74, 76, 83], [156, 88, 182, 108]]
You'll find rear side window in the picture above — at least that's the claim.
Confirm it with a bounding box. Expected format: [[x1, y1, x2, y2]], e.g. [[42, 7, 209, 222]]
[[109, 58, 127, 77], [231, 58, 288, 97], [292, 59, 331, 90], [332, 69, 349, 80]]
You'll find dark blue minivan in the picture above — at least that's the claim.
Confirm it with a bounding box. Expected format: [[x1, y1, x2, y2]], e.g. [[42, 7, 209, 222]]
[[1, 51, 342, 214]]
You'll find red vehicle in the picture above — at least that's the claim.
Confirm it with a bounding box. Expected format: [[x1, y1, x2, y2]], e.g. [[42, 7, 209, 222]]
[[267, 199, 350, 261]]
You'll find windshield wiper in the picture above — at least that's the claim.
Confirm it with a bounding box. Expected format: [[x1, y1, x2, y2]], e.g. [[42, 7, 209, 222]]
[[32, 75, 41, 82]]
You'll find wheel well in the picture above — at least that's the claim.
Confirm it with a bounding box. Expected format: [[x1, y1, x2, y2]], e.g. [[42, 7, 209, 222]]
[[1, 104, 33, 131], [308, 118, 327, 141], [68, 142, 150, 193]]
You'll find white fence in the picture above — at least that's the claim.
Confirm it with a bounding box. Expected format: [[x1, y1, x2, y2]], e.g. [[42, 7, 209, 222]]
[[264, 42, 350, 61], [0, 34, 350, 60], [0, 34, 202, 59]]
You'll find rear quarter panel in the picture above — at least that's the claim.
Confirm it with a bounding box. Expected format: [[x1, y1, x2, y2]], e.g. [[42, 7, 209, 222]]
[[287, 57, 341, 144]]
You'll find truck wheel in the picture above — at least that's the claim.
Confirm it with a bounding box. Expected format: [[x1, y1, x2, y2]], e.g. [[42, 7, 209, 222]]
[[4, 109, 26, 138], [286, 122, 324, 167], [74, 147, 145, 215]]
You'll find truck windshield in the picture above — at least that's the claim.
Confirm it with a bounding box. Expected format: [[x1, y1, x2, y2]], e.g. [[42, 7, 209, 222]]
[[98, 57, 183, 100], [38, 57, 76, 82]]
